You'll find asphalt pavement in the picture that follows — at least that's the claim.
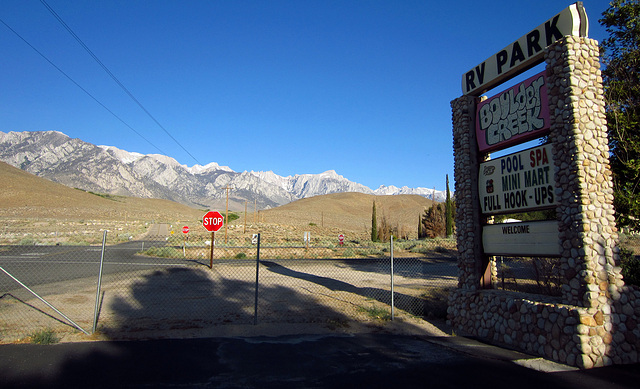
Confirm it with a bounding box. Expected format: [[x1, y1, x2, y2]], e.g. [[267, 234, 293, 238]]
[[1, 332, 639, 388]]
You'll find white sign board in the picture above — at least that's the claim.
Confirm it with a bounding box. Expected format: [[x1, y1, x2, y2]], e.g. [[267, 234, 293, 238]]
[[479, 144, 556, 215], [462, 3, 588, 96], [483, 220, 560, 256]]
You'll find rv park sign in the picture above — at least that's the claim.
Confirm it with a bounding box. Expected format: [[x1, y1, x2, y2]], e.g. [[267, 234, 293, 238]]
[[462, 2, 588, 96]]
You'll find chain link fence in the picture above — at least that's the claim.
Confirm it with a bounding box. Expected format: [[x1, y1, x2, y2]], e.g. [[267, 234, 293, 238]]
[[0, 224, 458, 342], [495, 256, 563, 297]]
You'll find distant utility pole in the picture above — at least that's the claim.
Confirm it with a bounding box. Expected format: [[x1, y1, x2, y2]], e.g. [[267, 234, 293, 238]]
[[244, 200, 247, 234], [224, 185, 233, 243]]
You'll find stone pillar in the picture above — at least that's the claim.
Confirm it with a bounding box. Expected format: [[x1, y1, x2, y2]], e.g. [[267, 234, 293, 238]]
[[545, 36, 624, 309], [450, 96, 490, 290], [449, 35, 639, 368]]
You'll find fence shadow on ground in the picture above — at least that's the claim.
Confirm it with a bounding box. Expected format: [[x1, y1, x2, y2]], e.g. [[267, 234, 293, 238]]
[[260, 261, 446, 323], [99, 264, 363, 339]]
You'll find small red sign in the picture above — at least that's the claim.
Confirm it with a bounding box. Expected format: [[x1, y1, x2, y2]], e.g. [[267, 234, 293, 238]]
[[182, 226, 189, 234], [338, 234, 345, 245]]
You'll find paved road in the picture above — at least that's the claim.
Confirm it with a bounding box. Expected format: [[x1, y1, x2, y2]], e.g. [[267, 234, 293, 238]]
[[0, 224, 182, 292], [1, 333, 639, 389]]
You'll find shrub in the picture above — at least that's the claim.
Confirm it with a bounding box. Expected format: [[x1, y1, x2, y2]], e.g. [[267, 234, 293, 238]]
[[143, 246, 181, 258], [409, 246, 431, 255], [342, 248, 356, 258], [435, 246, 449, 254], [18, 238, 37, 246], [30, 328, 59, 345], [621, 247, 640, 287], [226, 212, 240, 222], [358, 305, 391, 321]]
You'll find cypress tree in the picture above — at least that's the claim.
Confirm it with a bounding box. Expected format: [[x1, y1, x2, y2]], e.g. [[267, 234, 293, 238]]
[[445, 174, 453, 237], [371, 201, 379, 242]]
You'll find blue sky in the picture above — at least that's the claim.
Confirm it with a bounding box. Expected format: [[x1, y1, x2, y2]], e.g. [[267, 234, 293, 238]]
[[1, 0, 610, 191]]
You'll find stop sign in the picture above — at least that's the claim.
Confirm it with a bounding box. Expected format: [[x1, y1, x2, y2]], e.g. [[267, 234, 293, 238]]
[[182, 226, 189, 234], [202, 211, 224, 232]]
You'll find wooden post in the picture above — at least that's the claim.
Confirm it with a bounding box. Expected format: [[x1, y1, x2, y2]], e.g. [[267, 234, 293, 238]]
[[224, 186, 233, 244], [209, 231, 215, 269]]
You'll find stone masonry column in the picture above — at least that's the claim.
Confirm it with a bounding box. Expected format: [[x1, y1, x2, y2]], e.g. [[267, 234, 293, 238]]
[[545, 36, 624, 310], [450, 95, 490, 290]]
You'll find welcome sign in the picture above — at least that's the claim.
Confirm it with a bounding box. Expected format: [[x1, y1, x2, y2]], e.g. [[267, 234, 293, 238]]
[[476, 71, 550, 153], [483, 220, 560, 256]]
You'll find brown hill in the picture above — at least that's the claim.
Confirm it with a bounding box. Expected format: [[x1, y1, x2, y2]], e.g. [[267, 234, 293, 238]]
[[0, 161, 203, 222], [261, 192, 435, 238], [1, 162, 436, 242]]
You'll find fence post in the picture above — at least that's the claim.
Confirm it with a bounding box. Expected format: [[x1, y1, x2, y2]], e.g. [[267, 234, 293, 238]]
[[209, 231, 215, 269], [390, 235, 395, 320], [92, 230, 107, 333], [254, 233, 261, 325]]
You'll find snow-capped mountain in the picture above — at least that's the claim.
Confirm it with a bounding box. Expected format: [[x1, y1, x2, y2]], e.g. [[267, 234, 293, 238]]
[[250, 170, 374, 199], [0, 131, 447, 210], [373, 185, 446, 202]]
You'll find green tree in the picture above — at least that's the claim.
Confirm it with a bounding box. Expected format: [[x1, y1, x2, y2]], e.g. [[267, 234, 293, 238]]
[[445, 175, 454, 237], [371, 201, 379, 242], [600, 0, 640, 230]]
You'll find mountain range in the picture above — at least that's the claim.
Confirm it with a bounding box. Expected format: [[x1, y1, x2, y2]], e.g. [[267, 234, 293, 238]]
[[0, 131, 446, 210]]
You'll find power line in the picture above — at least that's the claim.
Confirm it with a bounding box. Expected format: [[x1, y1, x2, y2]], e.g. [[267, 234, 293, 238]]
[[0, 18, 169, 156], [39, 0, 202, 165]]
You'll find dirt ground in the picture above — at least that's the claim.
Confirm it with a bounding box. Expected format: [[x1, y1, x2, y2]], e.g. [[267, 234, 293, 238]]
[[0, 261, 454, 344]]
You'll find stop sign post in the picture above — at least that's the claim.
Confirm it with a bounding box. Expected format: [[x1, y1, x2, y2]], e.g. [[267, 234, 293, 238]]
[[203, 211, 224, 268], [180, 226, 189, 257]]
